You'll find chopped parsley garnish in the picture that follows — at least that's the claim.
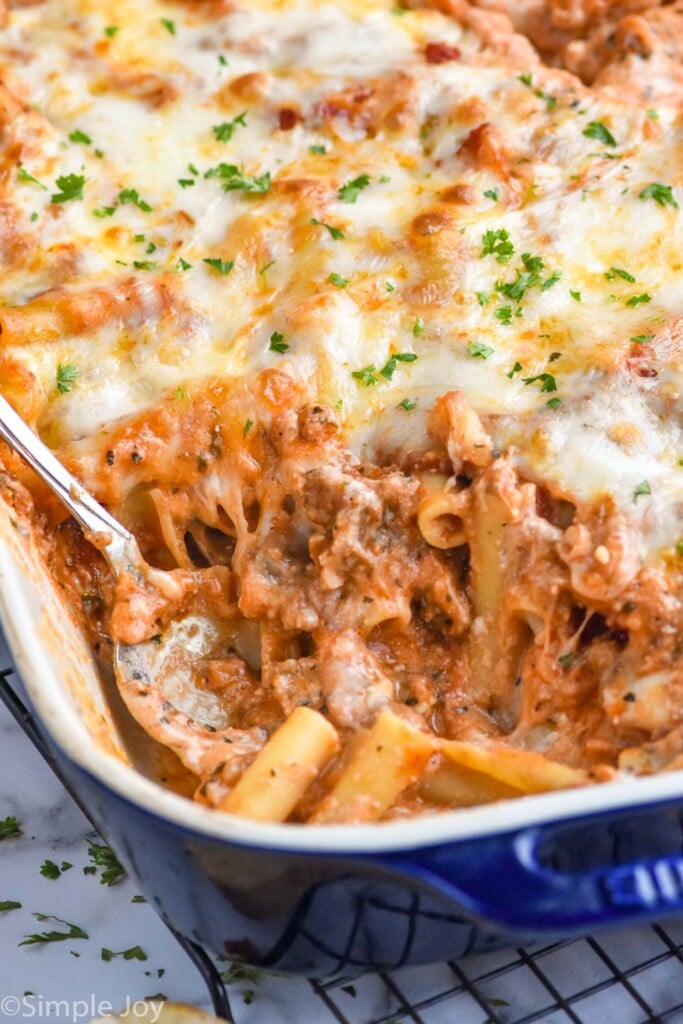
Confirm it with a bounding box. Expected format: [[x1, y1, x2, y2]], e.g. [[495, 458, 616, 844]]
[[626, 293, 651, 307], [269, 331, 288, 353], [309, 144, 327, 155], [541, 269, 562, 291], [606, 266, 636, 283], [631, 334, 653, 343], [0, 816, 22, 840], [495, 252, 547, 303], [160, 18, 176, 35], [385, 281, 395, 292], [548, 351, 562, 362], [351, 365, 379, 386], [0, 901, 21, 912], [40, 859, 72, 880], [546, 396, 562, 409], [396, 397, 417, 411], [582, 121, 617, 147], [310, 217, 344, 240], [483, 188, 499, 201], [480, 228, 514, 263], [176, 258, 192, 271], [413, 317, 425, 337], [380, 352, 417, 380], [119, 188, 152, 212], [84, 842, 126, 885], [56, 363, 78, 394], [212, 112, 248, 143], [495, 306, 513, 325], [203, 257, 234, 275], [507, 361, 523, 378], [338, 174, 370, 203], [476, 291, 490, 306], [102, 945, 148, 962], [467, 340, 494, 359], [205, 163, 271, 194], [243, 418, 253, 438], [222, 964, 262, 986], [104, 25, 119, 38], [178, 178, 195, 188], [51, 173, 85, 203], [218, 54, 228, 67], [328, 272, 349, 288], [133, 260, 156, 270], [19, 914, 88, 947], [558, 652, 574, 667], [522, 372, 557, 393], [68, 129, 92, 145], [639, 183, 679, 209], [518, 73, 556, 109], [633, 479, 651, 501], [570, 290, 581, 301], [92, 206, 116, 217], [17, 166, 47, 190]]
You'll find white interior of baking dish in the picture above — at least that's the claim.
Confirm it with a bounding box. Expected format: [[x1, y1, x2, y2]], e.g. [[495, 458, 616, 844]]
[[2, 493, 682, 856]]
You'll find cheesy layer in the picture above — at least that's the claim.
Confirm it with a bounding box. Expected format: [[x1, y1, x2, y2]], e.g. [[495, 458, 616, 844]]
[[0, 0, 681, 559]]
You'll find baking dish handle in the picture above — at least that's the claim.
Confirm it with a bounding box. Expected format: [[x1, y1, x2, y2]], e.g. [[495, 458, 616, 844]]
[[386, 810, 683, 935]]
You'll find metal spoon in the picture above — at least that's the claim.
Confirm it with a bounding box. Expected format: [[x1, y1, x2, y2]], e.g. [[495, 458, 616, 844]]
[[0, 393, 238, 736]]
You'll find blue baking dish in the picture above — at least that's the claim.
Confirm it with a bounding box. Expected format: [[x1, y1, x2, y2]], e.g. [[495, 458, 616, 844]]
[[2, 499, 683, 978]]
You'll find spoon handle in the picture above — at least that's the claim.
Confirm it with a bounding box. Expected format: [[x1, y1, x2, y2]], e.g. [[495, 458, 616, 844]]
[[0, 393, 137, 571]]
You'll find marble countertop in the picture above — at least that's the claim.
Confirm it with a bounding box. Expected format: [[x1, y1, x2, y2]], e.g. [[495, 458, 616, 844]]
[[2, 629, 683, 1024]]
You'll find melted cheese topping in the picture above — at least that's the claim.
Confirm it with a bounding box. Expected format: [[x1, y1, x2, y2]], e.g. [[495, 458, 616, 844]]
[[1, 0, 682, 566]]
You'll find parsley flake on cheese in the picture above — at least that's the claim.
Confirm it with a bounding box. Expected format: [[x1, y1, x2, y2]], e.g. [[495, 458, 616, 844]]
[[352, 365, 379, 386], [17, 166, 47, 190], [119, 188, 152, 212], [480, 228, 514, 263], [522, 372, 558, 393], [203, 257, 234, 275], [582, 122, 617, 147], [639, 183, 679, 209], [205, 163, 271, 194], [213, 112, 248, 143], [269, 331, 289, 353], [310, 217, 344, 240], [380, 352, 417, 380], [338, 174, 370, 203], [467, 340, 494, 359], [56, 364, 78, 394], [51, 173, 85, 203]]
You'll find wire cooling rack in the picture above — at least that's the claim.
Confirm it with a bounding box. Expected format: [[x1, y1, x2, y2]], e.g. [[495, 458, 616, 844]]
[[3, 642, 683, 1024]]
